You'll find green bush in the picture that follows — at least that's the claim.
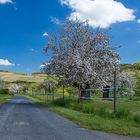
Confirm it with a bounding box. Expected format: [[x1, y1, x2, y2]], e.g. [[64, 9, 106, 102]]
[[53, 98, 72, 107], [133, 115, 140, 123], [0, 89, 9, 94], [134, 71, 140, 97], [131, 97, 140, 101], [66, 86, 77, 95], [133, 62, 140, 70]]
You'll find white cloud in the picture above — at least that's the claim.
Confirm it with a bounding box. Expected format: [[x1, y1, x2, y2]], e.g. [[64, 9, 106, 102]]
[[43, 32, 48, 37], [60, 0, 135, 28], [0, 59, 15, 66], [137, 19, 140, 24], [40, 64, 45, 68], [51, 17, 61, 25], [0, 0, 13, 4], [30, 48, 38, 53], [40, 63, 50, 68]]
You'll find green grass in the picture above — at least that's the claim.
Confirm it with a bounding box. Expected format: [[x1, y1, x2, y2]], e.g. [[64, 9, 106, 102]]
[[90, 98, 140, 115], [26, 94, 140, 137], [0, 94, 12, 104], [49, 107, 140, 137]]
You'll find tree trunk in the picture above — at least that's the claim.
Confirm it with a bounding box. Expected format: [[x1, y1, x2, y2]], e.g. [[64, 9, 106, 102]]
[[80, 83, 90, 100], [62, 84, 65, 100], [52, 90, 54, 101], [103, 85, 110, 100]]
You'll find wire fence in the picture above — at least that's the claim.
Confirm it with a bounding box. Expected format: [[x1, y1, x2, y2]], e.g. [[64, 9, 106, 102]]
[[28, 87, 140, 101], [26, 86, 140, 113]]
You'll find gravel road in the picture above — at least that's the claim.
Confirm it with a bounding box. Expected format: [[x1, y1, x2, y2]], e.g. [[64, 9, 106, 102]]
[[0, 96, 139, 140]]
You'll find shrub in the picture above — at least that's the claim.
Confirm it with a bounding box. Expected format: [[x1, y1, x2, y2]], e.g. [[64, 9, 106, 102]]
[[131, 97, 140, 101], [0, 89, 9, 94], [53, 98, 71, 107], [133, 115, 140, 123], [66, 86, 77, 95]]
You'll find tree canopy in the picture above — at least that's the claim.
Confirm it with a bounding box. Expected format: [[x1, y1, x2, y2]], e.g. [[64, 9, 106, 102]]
[[43, 19, 120, 89]]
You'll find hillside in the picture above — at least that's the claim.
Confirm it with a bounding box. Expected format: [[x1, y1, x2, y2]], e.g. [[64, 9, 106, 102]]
[[0, 71, 47, 83], [0, 62, 140, 83], [120, 62, 140, 71]]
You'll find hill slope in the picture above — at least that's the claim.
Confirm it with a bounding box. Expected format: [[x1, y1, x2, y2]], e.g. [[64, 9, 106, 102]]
[[0, 71, 47, 83]]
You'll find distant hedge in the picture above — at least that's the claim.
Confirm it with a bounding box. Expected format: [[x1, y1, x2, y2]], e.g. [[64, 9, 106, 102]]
[[0, 70, 9, 72], [120, 62, 140, 71], [0, 89, 9, 94], [133, 62, 140, 70]]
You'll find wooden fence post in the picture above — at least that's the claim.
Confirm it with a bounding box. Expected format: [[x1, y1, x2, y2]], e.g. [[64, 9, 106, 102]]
[[113, 70, 117, 113]]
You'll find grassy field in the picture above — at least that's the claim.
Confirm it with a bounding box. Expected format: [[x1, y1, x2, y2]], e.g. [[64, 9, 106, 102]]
[[26, 94, 140, 137], [0, 71, 47, 83]]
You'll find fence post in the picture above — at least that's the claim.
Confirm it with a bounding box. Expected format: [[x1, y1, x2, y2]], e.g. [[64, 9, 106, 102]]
[[62, 84, 65, 100], [113, 70, 117, 113]]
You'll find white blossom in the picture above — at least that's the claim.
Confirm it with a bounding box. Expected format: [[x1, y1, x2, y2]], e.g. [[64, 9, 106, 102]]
[[8, 84, 28, 94], [117, 72, 136, 97], [43, 19, 120, 89]]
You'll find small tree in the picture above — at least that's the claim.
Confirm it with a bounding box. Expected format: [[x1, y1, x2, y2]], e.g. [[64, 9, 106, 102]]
[[19, 84, 28, 94], [39, 80, 58, 100], [117, 72, 137, 97], [133, 62, 140, 70], [43, 19, 120, 99], [134, 71, 140, 96], [29, 83, 39, 94], [8, 84, 19, 95]]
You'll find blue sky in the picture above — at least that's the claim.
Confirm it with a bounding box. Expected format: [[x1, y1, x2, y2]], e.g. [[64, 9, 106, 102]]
[[0, 0, 140, 73]]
